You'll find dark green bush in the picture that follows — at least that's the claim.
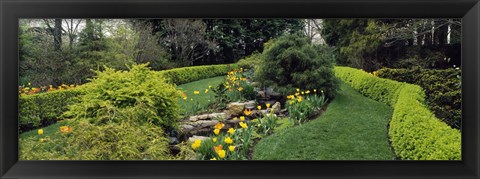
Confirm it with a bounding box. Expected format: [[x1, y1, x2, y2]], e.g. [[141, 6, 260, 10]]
[[335, 66, 461, 160], [19, 89, 82, 132], [255, 34, 339, 99], [375, 68, 461, 129]]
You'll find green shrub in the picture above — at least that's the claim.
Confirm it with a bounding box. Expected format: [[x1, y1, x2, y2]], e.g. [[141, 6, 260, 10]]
[[64, 64, 181, 129], [255, 34, 339, 99], [158, 64, 235, 85], [334, 66, 461, 160], [375, 67, 461, 129], [236, 52, 264, 69], [19, 89, 82, 132], [19, 119, 171, 160], [334, 67, 404, 107]]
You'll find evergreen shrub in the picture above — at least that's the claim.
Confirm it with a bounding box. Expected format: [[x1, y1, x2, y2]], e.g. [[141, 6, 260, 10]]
[[255, 34, 339, 99]]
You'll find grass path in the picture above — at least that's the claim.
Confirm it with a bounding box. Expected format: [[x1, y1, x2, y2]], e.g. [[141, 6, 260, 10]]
[[252, 82, 395, 160]]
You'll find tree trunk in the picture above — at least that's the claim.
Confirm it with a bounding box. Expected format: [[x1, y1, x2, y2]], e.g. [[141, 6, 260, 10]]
[[53, 19, 62, 51]]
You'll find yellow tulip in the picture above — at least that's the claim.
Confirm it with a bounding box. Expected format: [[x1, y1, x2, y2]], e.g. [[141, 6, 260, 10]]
[[240, 116, 245, 121], [213, 129, 220, 135], [228, 128, 235, 135], [257, 105, 262, 110], [193, 90, 200, 95], [266, 103, 271, 108], [239, 122, 247, 129], [37, 129, 44, 135], [212, 137, 217, 143], [205, 89, 209, 93], [191, 139, 202, 150], [214, 122, 225, 129], [217, 150, 226, 159], [228, 145, 236, 152], [210, 158, 217, 160], [224, 137, 233, 144], [297, 96, 303, 102]]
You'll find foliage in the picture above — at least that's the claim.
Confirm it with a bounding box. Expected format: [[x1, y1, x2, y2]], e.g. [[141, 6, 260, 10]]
[[334, 66, 461, 160], [375, 67, 461, 129], [158, 19, 218, 67], [191, 122, 255, 160], [321, 19, 461, 71], [255, 34, 339, 99], [203, 19, 305, 64], [64, 64, 181, 129], [19, 89, 82, 132], [224, 68, 256, 101], [286, 91, 326, 125], [235, 52, 264, 69], [19, 119, 171, 160], [158, 64, 235, 85], [253, 82, 395, 160]]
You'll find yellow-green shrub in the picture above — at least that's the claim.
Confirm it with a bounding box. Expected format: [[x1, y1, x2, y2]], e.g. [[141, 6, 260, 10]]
[[236, 52, 264, 69], [19, 89, 82, 132], [64, 64, 180, 129], [334, 66, 461, 160], [19, 119, 170, 160]]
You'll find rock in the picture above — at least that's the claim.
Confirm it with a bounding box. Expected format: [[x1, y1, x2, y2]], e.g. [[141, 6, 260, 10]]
[[187, 116, 199, 122], [225, 118, 241, 124], [179, 124, 194, 133], [168, 137, 179, 145], [188, 135, 210, 142], [257, 91, 266, 98], [226, 101, 255, 116], [191, 120, 219, 128], [271, 102, 281, 114], [266, 88, 282, 97], [209, 112, 227, 120], [226, 102, 245, 116]]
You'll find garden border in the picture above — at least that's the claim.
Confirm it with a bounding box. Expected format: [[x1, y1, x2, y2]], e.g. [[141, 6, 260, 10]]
[[335, 66, 461, 160]]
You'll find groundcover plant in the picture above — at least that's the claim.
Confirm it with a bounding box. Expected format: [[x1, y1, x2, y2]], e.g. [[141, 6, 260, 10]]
[[18, 18, 461, 160]]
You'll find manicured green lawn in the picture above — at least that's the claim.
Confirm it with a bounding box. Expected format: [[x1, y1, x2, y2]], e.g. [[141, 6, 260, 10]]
[[177, 76, 225, 115], [252, 82, 395, 160]]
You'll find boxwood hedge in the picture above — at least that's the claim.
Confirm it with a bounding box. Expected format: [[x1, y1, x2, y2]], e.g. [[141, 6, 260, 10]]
[[335, 66, 461, 160], [375, 67, 461, 129]]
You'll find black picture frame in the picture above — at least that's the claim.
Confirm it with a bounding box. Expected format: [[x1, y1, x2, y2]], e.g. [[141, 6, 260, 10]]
[[1, 0, 479, 178]]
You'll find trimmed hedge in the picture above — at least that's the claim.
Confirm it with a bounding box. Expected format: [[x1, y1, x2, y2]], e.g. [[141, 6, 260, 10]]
[[19, 64, 235, 132], [334, 66, 461, 160], [375, 68, 461, 129], [19, 89, 82, 132], [158, 64, 235, 85]]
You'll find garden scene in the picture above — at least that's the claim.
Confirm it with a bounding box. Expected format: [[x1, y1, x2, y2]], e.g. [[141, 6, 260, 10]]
[[19, 19, 461, 160]]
